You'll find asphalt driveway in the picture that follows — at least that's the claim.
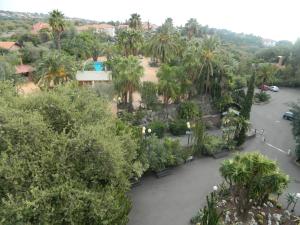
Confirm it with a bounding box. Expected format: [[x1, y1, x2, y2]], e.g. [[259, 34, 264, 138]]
[[128, 88, 300, 225]]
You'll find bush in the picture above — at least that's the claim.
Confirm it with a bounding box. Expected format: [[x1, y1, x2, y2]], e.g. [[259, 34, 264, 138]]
[[177, 101, 199, 120], [146, 136, 184, 171], [202, 135, 224, 156], [149, 120, 166, 138], [255, 92, 271, 103], [169, 119, 188, 136]]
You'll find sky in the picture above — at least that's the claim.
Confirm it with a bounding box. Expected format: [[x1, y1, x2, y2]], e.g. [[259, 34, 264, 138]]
[[1, 0, 300, 42]]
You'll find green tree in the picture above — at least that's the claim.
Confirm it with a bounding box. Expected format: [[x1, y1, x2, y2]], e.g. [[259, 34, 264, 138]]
[[129, 13, 142, 30], [140, 81, 158, 109], [256, 63, 277, 91], [157, 64, 180, 113], [291, 103, 300, 160], [0, 83, 141, 224], [117, 29, 143, 56], [199, 36, 220, 95], [236, 73, 256, 146], [184, 18, 200, 40], [146, 27, 180, 63], [49, 10, 65, 50], [220, 152, 289, 219], [111, 56, 144, 108], [35, 51, 76, 88]]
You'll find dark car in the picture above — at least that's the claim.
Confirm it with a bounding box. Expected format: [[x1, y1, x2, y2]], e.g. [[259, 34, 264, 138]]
[[283, 111, 294, 120]]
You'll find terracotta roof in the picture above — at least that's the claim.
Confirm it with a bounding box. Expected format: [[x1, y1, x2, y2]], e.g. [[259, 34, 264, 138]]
[[77, 24, 115, 31], [32, 22, 50, 33], [0, 42, 18, 50], [15, 65, 34, 74]]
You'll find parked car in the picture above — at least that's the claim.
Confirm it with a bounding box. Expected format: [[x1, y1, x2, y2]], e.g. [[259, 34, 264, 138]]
[[269, 86, 279, 92], [260, 84, 269, 91], [283, 111, 294, 120]]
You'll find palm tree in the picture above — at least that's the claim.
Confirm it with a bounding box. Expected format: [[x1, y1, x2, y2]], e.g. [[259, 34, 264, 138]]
[[36, 51, 76, 88], [111, 56, 144, 109], [49, 10, 65, 50], [129, 13, 142, 30], [157, 64, 180, 115], [257, 63, 278, 92], [199, 36, 220, 95], [117, 29, 143, 56], [184, 18, 200, 40], [147, 31, 180, 64]]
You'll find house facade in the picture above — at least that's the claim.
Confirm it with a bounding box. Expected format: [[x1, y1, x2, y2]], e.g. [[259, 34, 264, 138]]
[[77, 24, 115, 37]]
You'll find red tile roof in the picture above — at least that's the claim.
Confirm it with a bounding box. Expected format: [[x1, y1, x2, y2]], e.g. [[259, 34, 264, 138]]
[[0, 42, 18, 50], [15, 65, 34, 74], [31, 22, 50, 33]]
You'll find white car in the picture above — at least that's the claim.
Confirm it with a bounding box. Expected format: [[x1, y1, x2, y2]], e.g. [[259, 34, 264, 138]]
[[269, 86, 279, 92]]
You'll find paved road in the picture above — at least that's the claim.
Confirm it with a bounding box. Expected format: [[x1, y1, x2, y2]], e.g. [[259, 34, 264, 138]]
[[128, 88, 300, 225]]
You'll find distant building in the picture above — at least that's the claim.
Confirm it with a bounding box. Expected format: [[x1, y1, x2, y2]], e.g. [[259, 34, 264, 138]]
[[76, 71, 112, 86], [262, 38, 276, 47], [77, 24, 115, 37], [142, 22, 158, 31], [117, 24, 129, 30], [0, 42, 21, 51], [31, 22, 50, 34]]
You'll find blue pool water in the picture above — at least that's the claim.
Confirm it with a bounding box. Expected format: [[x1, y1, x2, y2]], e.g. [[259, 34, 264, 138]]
[[93, 61, 104, 71]]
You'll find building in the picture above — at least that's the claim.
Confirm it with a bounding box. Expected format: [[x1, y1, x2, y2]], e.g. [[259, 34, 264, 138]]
[[0, 42, 21, 51], [15, 64, 34, 80], [77, 24, 115, 37], [262, 38, 277, 47], [31, 22, 50, 34], [76, 71, 112, 86]]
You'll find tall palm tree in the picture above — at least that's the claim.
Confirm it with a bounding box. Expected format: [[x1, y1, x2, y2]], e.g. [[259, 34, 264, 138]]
[[199, 36, 220, 95], [147, 31, 180, 64], [36, 51, 76, 88], [157, 64, 180, 115], [129, 13, 142, 30], [117, 29, 143, 56], [257, 63, 278, 92], [111, 56, 144, 109], [49, 10, 65, 50], [184, 18, 200, 40]]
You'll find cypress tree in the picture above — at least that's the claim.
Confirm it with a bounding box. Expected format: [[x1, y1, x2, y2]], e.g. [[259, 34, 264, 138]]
[[236, 73, 256, 146]]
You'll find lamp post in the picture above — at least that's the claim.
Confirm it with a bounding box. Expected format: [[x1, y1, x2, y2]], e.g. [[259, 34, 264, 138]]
[[213, 185, 218, 192], [291, 193, 300, 212], [186, 121, 191, 146]]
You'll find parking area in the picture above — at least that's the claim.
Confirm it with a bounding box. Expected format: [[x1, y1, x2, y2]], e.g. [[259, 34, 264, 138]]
[[128, 88, 300, 225]]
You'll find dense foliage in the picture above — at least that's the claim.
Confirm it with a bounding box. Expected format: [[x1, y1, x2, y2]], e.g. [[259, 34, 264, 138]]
[[220, 152, 289, 217], [0, 82, 141, 224]]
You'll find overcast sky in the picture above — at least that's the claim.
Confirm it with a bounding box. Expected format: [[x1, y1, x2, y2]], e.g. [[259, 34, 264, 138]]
[[1, 0, 300, 42]]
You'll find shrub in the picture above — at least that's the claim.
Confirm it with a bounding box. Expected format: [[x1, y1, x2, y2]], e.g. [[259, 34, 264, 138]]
[[149, 120, 166, 138], [169, 119, 188, 136], [255, 92, 271, 103], [146, 136, 184, 171], [202, 135, 224, 156], [177, 101, 199, 120]]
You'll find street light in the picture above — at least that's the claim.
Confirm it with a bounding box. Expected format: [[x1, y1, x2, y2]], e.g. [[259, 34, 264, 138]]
[[142, 126, 146, 135], [186, 121, 191, 146], [213, 186, 218, 192]]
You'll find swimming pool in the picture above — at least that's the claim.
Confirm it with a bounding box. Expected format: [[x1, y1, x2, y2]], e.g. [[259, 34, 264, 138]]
[[93, 61, 104, 71]]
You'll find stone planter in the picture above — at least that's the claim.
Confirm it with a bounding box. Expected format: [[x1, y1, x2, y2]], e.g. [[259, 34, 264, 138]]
[[155, 168, 172, 178]]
